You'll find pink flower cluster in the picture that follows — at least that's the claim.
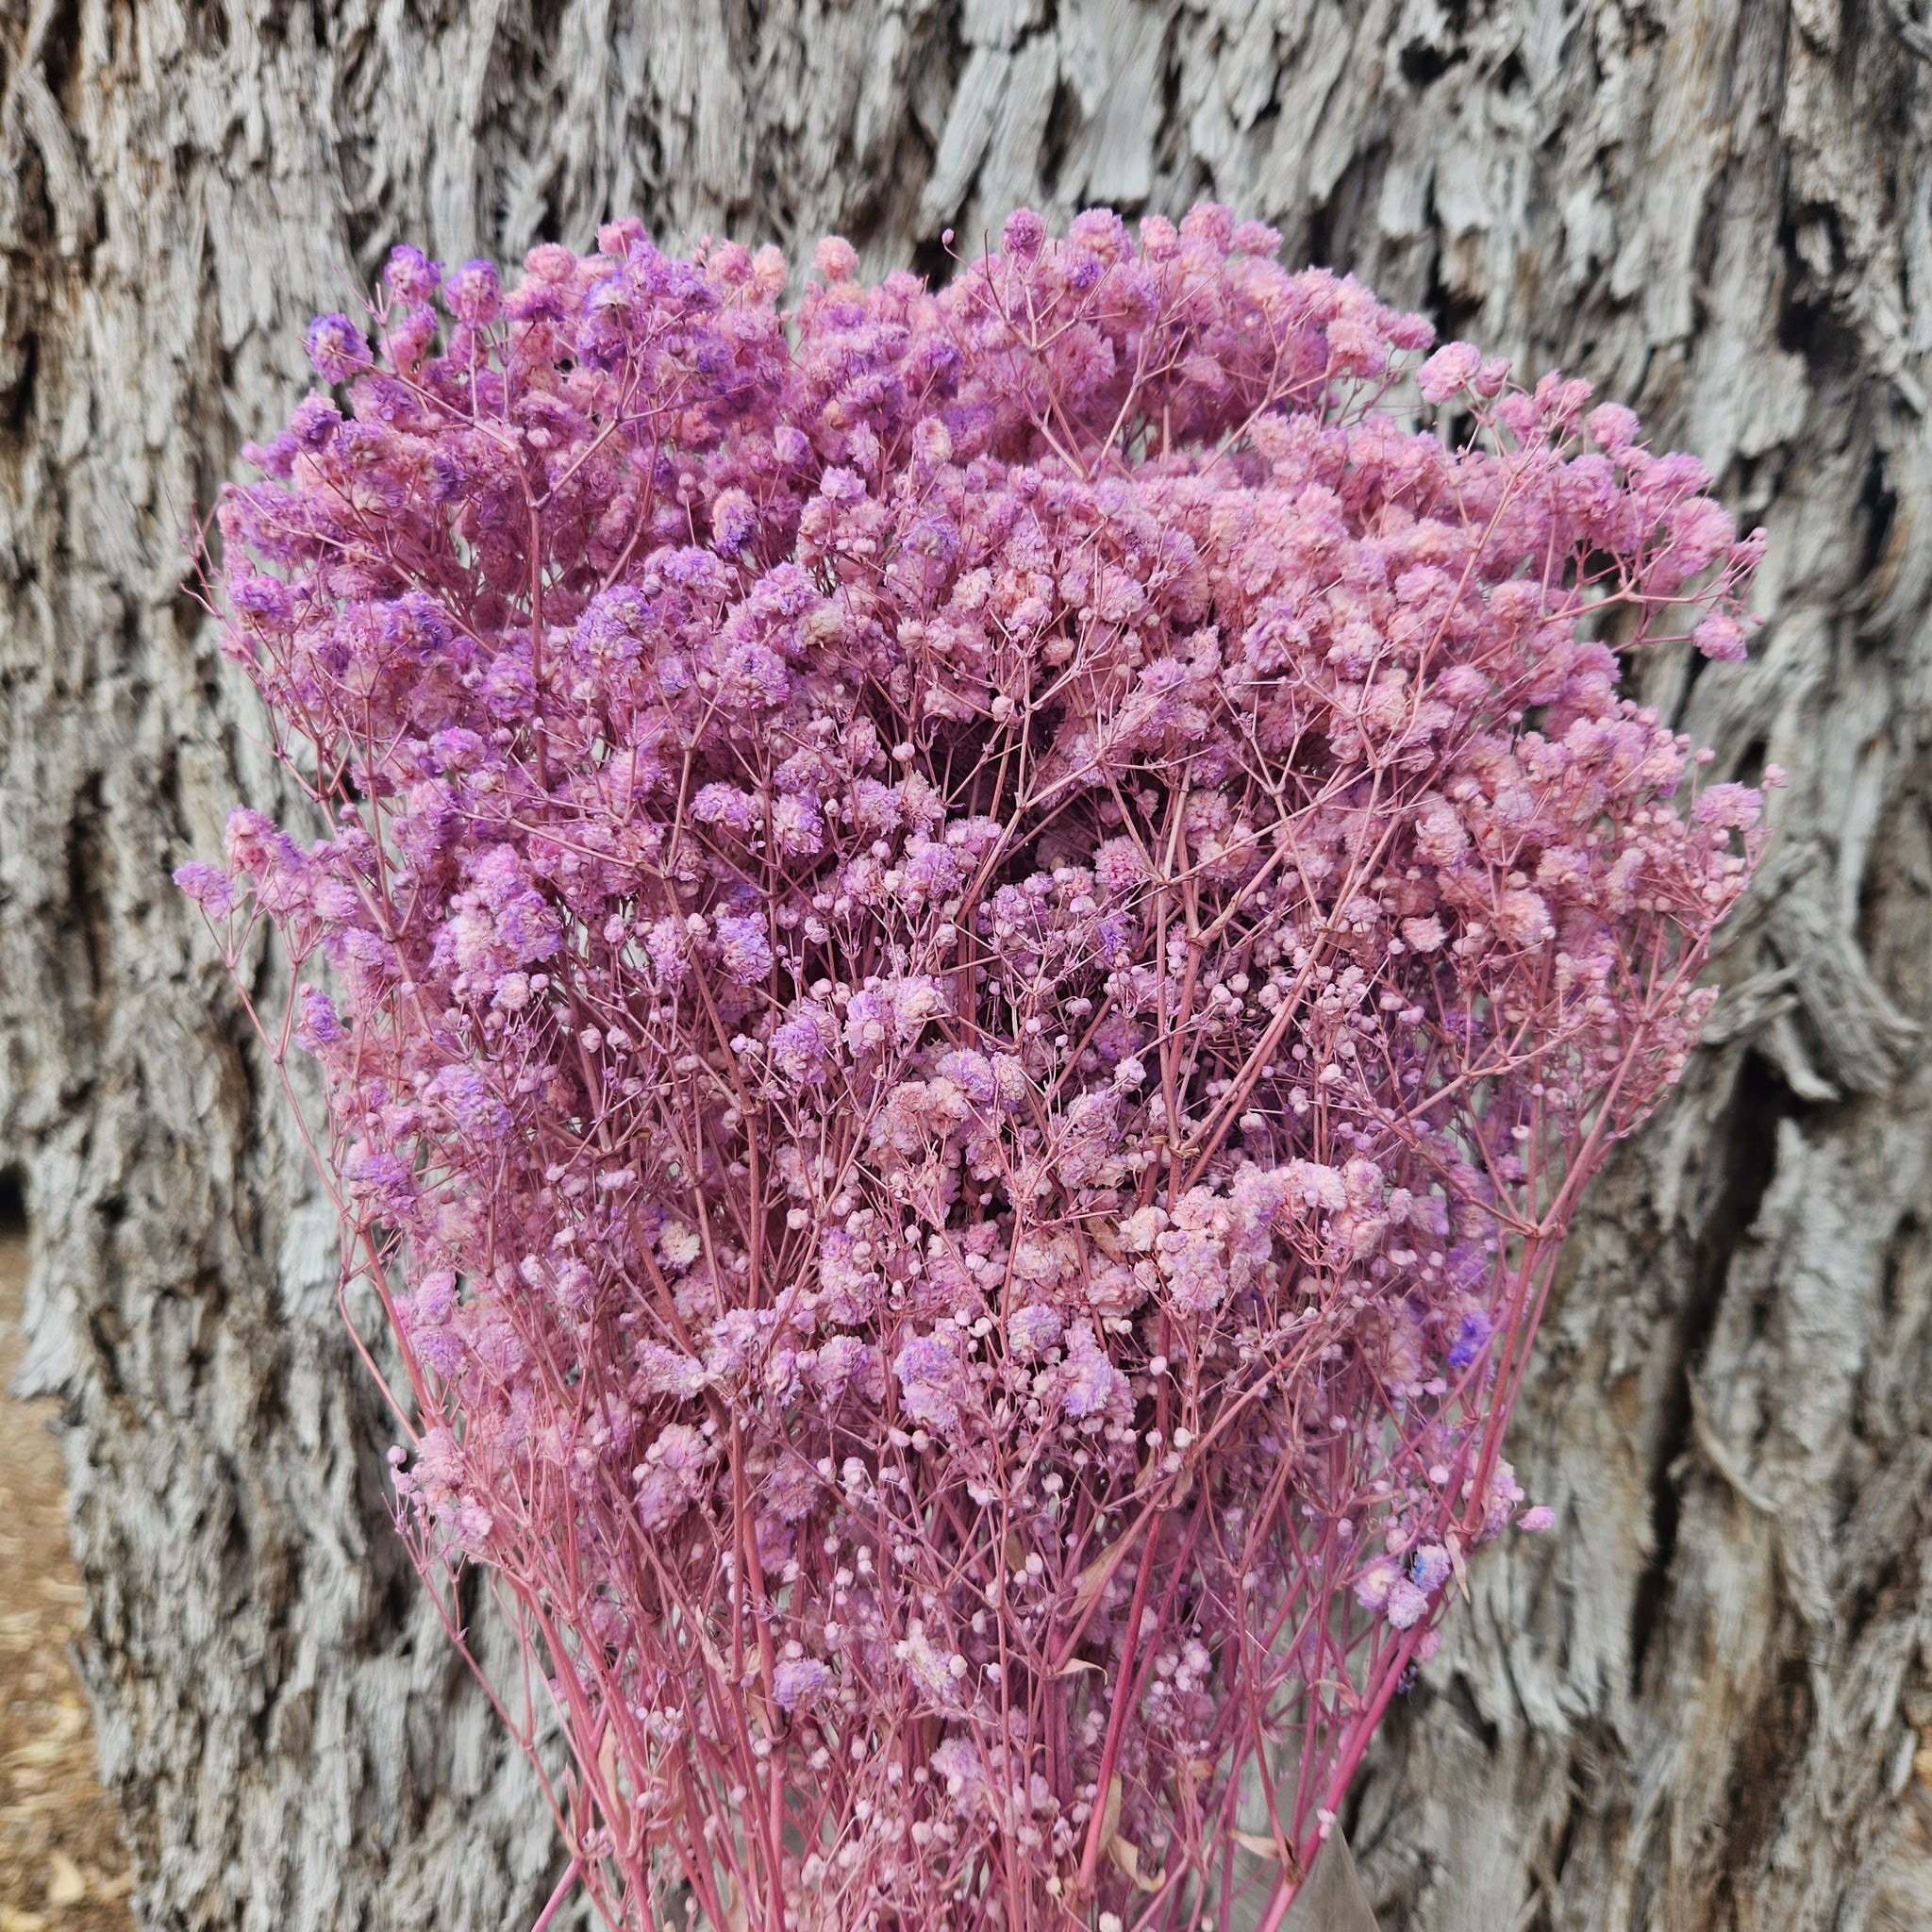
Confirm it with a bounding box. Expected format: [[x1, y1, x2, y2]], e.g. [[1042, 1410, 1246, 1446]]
[[181, 206, 1763, 1932]]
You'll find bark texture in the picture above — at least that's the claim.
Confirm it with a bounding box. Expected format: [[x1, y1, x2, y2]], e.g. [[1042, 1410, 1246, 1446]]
[[3, 2, 1931, 1927]]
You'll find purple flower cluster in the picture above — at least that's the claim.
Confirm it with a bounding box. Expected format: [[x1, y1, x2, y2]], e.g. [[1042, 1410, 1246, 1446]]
[[183, 205, 1763, 1932]]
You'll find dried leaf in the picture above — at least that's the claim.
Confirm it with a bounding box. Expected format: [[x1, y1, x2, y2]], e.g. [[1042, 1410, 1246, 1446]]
[[1232, 1828, 1305, 1883], [1108, 1834, 1166, 1891], [1098, 1773, 1124, 1857], [1085, 1215, 1124, 1260], [596, 1724, 634, 1845], [1070, 1524, 1140, 1616]]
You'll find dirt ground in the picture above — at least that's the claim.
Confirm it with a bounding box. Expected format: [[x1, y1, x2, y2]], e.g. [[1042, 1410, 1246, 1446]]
[[0, 1223, 134, 1931]]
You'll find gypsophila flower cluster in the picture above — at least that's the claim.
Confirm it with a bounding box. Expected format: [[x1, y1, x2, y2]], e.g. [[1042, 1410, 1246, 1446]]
[[179, 205, 1764, 1932]]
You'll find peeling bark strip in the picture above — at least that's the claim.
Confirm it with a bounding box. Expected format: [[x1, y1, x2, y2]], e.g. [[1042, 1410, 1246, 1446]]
[[0, 2, 1929, 1928]]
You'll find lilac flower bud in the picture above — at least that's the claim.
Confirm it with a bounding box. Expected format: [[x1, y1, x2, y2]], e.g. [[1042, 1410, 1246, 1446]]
[[813, 236, 858, 282], [1447, 1311, 1491, 1369], [384, 243, 442, 304], [1001, 209, 1046, 258], [1691, 612, 1748, 661], [1353, 1560, 1398, 1610], [691, 783, 755, 832], [718, 640, 791, 709], [935, 1049, 995, 1106], [638, 1344, 708, 1399], [1410, 1543, 1451, 1593], [173, 861, 235, 917], [306, 313, 373, 384], [1386, 1579, 1429, 1629], [1007, 1305, 1063, 1357], [714, 913, 774, 984], [1418, 341, 1482, 403], [293, 985, 341, 1050], [774, 1658, 833, 1710], [645, 918, 689, 986], [230, 575, 295, 628], [1058, 1323, 1126, 1419], [444, 258, 502, 324], [711, 488, 758, 555], [414, 1272, 458, 1323], [1095, 911, 1136, 969], [285, 402, 343, 466], [812, 1336, 881, 1403], [416, 1328, 465, 1377], [772, 1004, 833, 1084], [893, 1333, 963, 1436], [1495, 889, 1555, 949]]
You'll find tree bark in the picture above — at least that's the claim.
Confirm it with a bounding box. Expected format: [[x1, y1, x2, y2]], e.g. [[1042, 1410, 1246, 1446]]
[[2, 2, 1929, 1927]]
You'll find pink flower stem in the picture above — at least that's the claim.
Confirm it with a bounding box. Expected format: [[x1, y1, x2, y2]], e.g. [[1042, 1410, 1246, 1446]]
[[529, 1860, 581, 1932], [1256, 1620, 1427, 1932], [1076, 1517, 1165, 1895]]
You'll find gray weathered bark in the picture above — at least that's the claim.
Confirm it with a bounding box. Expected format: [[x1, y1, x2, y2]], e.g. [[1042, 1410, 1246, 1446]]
[[3, 2, 1931, 1927]]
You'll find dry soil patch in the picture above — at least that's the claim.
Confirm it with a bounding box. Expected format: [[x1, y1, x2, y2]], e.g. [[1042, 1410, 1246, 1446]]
[[0, 1226, 133, 1931]]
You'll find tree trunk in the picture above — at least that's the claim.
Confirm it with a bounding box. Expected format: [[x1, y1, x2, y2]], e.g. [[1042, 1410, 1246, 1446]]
[[2, 2, 1928, 1927]]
